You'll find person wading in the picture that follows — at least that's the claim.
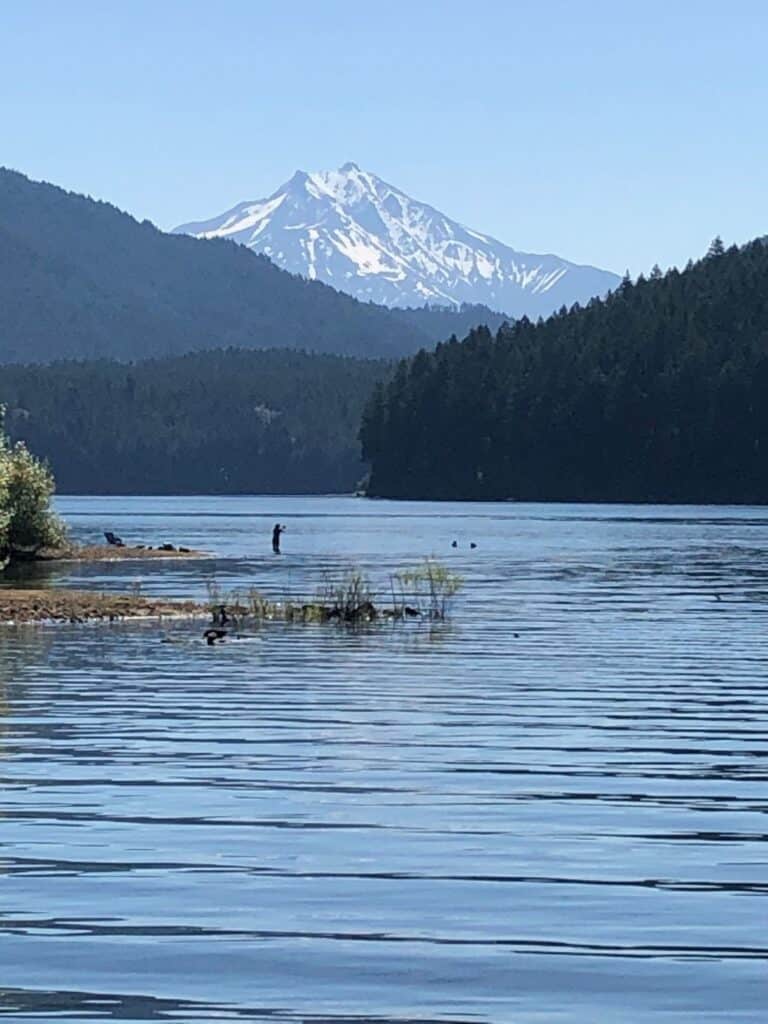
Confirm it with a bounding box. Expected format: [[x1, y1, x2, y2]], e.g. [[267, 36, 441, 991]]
[[272, 523, 286, 554]]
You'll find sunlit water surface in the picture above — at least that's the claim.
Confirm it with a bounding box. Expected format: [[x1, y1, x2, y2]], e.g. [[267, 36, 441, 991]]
[[1, 496, 766, 1022]]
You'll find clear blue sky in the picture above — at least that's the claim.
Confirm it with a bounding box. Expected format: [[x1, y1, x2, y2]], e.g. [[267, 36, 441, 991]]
[[2, 0, 766, 276]]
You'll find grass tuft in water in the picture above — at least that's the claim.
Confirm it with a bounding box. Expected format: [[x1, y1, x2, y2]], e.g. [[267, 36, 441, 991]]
[[205, 560, 462, 627]]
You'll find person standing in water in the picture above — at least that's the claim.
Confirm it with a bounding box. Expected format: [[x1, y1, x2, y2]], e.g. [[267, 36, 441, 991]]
[[272, 523, 285, 553]]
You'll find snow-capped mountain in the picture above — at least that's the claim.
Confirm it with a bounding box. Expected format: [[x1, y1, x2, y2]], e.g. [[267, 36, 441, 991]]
[[174, 163, 619, 315]]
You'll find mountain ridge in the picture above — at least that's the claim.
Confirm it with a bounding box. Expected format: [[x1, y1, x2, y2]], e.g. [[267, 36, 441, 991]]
[[175, 163, 620, 316], [0, 166, 447, 363]]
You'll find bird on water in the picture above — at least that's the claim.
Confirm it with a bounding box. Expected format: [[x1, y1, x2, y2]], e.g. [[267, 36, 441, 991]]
[[203, 627, 228, 645]]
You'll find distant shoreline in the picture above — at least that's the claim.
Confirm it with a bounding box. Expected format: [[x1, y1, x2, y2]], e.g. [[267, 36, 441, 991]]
[[50, 493, 768, 508]]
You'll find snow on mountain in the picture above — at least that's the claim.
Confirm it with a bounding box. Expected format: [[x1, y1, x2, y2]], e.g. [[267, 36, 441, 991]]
[[174, 163, 619, 316]]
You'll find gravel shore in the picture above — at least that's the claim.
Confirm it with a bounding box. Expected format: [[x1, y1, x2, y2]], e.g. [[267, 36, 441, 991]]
[[0, 588, 206, 624]]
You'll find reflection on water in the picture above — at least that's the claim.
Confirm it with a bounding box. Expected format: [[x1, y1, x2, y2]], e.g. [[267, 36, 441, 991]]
[[0, 497, 767, 1022]]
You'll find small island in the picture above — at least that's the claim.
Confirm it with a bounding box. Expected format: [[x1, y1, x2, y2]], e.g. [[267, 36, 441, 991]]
[[33, 542, 207, 563]]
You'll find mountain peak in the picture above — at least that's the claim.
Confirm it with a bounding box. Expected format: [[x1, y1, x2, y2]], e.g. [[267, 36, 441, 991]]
[[286, 169, 309, 188], [174, 166, 619, 314]]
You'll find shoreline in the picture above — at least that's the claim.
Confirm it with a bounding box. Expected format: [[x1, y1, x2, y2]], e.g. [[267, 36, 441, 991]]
[[1, 546, 455, 627], [32, 543, 210, 563], [0, 588, 206, 624], [1, 544, 212, 624]]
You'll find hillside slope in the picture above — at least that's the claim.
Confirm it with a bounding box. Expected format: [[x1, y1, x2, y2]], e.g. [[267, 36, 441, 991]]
[[0, 168, 431, 362], [1, 348, 390, 494], [362, 239, 768, 503]]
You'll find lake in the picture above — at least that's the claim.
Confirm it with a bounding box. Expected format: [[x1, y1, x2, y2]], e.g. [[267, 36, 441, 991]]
[[1, 495, 766, 1022]]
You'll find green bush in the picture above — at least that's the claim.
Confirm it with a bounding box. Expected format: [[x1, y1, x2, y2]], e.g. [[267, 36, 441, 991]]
[[0, 413, 66, 563]]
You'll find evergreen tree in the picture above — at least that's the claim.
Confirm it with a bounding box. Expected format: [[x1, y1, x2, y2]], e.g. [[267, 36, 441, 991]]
[[362, 237, 768, 504], [0, 349, 392, 495]]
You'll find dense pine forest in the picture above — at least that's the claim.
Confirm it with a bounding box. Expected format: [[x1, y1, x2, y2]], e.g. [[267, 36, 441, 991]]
[[361, 238, 768, 503], [0, 349, 389, 494], [390, 304, 509, 340]]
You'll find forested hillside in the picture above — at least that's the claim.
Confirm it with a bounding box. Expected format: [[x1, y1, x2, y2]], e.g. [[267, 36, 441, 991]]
[[0, 168, 430, 363], [0, 349, 390, 494], [362, 239, 768, 503], [391, 304, 509, 341], [0, 169, 514, 365]]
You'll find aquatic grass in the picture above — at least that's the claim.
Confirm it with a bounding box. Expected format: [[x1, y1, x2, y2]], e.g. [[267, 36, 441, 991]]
[[205, 560, 463, 627], [393, 559, 463, 620]]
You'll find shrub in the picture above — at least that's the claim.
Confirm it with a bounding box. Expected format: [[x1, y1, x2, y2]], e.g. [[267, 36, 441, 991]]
[[0, 414, 66, 563]]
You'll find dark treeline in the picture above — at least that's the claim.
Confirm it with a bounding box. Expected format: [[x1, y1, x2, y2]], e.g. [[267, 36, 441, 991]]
[[1, 349, 390, 494], [391, 303, 510, 340], [361, 238, 768, 503]]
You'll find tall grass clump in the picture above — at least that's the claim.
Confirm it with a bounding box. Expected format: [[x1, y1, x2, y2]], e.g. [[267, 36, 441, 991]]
[[394, 559, 463, 619], [202, 560, 463, 628], [319, 568, 375, 621]]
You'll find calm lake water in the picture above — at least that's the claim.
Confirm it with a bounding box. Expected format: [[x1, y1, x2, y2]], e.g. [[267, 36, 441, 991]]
[[1, 495, 767, 1022]]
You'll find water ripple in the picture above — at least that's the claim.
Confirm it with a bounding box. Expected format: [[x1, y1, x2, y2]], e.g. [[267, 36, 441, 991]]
[[1, 497, 767, 1022]]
